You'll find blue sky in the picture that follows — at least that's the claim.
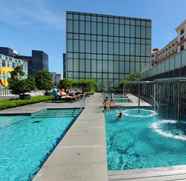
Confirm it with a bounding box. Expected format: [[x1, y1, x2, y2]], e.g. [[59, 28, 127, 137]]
[[0, 0, 186, 74]]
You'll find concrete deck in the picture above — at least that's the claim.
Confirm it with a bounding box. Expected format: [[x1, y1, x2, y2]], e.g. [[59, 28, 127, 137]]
[[108, 165, 186, 181], [33, 93, 108, 181], [0, 101, 82, 115]]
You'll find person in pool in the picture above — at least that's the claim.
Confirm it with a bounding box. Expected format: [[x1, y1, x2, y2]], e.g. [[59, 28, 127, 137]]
[[117, 111, 123, 119]]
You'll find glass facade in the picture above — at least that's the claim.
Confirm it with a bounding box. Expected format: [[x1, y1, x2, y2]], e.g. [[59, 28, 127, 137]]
[[64, 11, 151, 90]]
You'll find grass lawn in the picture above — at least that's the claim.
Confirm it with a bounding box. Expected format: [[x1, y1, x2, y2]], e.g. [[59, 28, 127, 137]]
[[0, 96, 52, 110]]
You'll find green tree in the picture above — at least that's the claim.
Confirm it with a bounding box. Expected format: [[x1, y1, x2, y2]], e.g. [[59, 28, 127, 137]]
[[78, 79, 96, 92], [35, 70, 53, 94], [120, 73, 141, 94], [9, 77, 35, 99], [8, 66, 35, 99], [58, 79, 74, 90], [10, 66, 25, 80]]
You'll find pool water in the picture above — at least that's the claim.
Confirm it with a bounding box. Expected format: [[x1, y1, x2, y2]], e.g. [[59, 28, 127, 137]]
[[105, 108, 186, 170], [0, 108, 81, 181], [114, 97, 129, 103]]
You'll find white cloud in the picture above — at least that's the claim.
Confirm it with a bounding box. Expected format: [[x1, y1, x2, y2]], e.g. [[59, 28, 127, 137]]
[[0, 0, 65, 30]]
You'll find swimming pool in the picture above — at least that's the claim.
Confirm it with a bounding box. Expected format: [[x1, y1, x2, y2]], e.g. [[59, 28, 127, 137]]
[[105, 108, 186, 170], [0, 108, 81, 181], [114, 97, 129, 103]]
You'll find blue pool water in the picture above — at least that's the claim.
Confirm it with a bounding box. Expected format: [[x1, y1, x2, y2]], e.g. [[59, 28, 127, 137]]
[[114, 97, 129, 103], [0, 108, 81, 181], [105, 108, 186, 170]]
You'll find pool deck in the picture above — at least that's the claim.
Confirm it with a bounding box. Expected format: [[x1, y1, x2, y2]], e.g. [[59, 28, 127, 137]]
[[108, 165, 186, 180], [33, 93, 108, 181]]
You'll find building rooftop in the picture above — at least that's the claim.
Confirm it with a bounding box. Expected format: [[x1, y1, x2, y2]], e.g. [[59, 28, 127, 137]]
[[66, 11, 152, 22]]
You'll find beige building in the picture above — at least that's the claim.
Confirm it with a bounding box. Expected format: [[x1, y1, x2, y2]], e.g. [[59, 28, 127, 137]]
[[151, 19, 186, 66]]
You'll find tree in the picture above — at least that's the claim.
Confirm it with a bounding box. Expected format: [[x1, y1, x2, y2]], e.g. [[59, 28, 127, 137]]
[[8, 66, 35, 99], [78, 80, 96, 92], [10, 66, 25, 80], [58, 79, 74, 90], [120, 73, 141, 94], [9, 77, 35, 99], [35, 70, 53, 94]]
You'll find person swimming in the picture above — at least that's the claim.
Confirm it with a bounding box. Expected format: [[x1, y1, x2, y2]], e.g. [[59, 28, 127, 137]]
[[117, 111, 123, 119]]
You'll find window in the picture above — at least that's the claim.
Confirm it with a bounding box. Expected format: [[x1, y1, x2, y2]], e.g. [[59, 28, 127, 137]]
[[74, 21, 79, 33], [67, 13, 73, 19], [125, 44, 129, 55], [108, 61, 113, 73], [125, 25, 130, 36], [67, 59, 73, 71], [97, 60, 102, 72], [97, 41, 102, 54], [80, 40, 85, 52], [103, 23, 108, 35], [108, 42, 113, 54], [85, 41, 91, 52], [67, 20, 73, 32], [80, 59, 85, 71], [119, 25, 125, 37], [180, 29, 184, 35], [67, 40, 73, 52], [146, 27, 151, 39], [74, 40, 79, 52], [97, 22, 102, 34], [92, 22, 97, 34], [125, 61, 129, 73], [92, 60, 97, 72], [85, 22, 91, 34], [114, 24, 119, 36], [91, 41, 97, 53], [136, 26, 140, 38], [103, 42, 108, 54], [120, 43, 125, 55], [80, 21, 84, 33], [181, 45, 184, 51], [108, 24, 113, 36]]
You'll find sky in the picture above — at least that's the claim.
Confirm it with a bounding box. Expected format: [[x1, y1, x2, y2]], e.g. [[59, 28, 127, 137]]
[[0, 0, 186, 74]]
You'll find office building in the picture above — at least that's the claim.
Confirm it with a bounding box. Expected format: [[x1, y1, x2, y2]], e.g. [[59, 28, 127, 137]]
[[64, 11, 151, 90], [28, 50, 48, 75], [51, 72, 61, 86]]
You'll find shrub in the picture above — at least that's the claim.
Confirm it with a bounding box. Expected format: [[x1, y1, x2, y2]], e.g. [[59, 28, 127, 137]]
[[0, 96, 52, 110]]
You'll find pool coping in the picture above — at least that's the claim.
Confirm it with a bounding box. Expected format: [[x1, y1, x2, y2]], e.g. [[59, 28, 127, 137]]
[[108, 165, 186, 180]]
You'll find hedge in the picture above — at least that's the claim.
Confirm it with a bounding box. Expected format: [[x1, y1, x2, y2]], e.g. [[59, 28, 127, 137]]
[[0, 96, 52, 110]]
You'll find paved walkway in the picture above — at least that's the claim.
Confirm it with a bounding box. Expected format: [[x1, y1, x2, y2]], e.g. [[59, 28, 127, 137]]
[[33, 93, 108, 181], [0, 101, 82, 115]]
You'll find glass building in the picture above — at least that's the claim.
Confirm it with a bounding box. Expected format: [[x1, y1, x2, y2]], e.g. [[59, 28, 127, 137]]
[[64, 11, 151, 90]]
